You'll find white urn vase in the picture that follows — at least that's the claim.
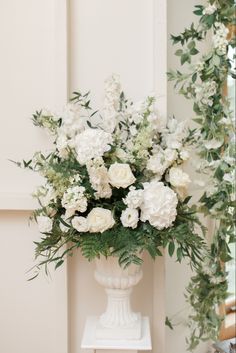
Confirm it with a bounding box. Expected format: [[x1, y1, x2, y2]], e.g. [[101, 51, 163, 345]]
[[94, 255, 143, 340], [95, 256, 143, 340]]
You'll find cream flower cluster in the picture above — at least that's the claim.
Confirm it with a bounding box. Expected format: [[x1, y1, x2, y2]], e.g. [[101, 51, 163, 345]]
[[62, 185, 87, 217], [34, 75, 191, 239], [194, 80, 217, 107], [213, 22, 229, 55]]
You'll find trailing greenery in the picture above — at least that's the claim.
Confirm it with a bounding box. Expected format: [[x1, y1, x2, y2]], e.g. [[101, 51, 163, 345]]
[[168, 0, 235, 350]]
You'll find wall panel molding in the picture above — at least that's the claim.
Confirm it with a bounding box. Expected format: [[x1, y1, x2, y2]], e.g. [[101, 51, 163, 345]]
[[0, 0, 68, 210]]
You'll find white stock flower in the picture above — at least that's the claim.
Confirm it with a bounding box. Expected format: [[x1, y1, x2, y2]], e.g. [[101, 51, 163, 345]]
[[87, 208, 115, 233], [72, 216, 89, 232], [140, 181, 178, 230], [203, 3, 217, 15], [169, 167, 191, 188], [123, 187, 143, 209], [37, 216, 53, 233], [108, 163, 136, 189], [75, 128, 113, 165], [87, 158, 112, 199], [121, 208, 139, 229], [147, 113, 166, 132], [62, 186, 87, 217]]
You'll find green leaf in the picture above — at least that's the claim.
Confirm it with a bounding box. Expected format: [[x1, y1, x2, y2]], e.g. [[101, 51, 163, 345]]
[[165, 316, 174, 330], [168, 242, 175, 257], [192, 72, 197, 83], [190, 47, 199, 55], [177, 248, 183, 262], [175, 49, 183, 56], [55, 260, 64, 270], [181, 53, 190, 65]]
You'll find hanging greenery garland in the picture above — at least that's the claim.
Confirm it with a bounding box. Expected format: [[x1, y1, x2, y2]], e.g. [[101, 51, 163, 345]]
[[168, 0, 235, 350]]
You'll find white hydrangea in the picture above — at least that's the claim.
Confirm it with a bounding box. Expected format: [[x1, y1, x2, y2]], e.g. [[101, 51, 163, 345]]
[[194, 80, 217, 107], [120, 208, 139, 229], [86, 158, 112, 199], [140, 181, 178, 230], [203, 3, 217, 15], [213, 22, 229, 54], [62, 186, 87, 217], [75, 128, 113, 165], [37, 215, 53, 233], [123, 187, 143, 209], [72, 216, 89, 232]]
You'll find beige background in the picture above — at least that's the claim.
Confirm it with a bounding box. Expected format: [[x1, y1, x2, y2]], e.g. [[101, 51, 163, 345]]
[[0, 1, 210, 353]]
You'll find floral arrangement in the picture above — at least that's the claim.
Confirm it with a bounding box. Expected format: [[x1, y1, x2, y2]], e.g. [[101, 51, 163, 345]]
[[168, 0, 235, 350], [19, 74, 205, 278]]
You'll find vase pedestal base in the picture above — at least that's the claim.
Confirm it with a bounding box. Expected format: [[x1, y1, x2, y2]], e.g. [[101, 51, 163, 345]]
[[81, 316, 152, 352], [96, 312, 142, 340]]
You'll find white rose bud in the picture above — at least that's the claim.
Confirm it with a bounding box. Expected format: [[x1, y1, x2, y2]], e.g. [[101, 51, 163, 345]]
[[108, 163, 136, 189], [169, 167, 191, 188], [37, 216, 53, 233], [87, 207, 115, 233], [72, 216, 89, 232], [120, 208, 139, 229]]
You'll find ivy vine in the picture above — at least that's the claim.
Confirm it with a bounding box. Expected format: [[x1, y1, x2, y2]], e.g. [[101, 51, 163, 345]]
[[168, 0, 235, 350]]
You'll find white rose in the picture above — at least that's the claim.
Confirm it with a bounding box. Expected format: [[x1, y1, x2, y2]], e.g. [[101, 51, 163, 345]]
[[140, 181, 178, 230], [108, 163, 136, 189], [169, 167, 191, 188], [37, 216, 53, 233], [121, 208, 139, 229], [87, 208, 115, 233], [72, 216, 89, 232]]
